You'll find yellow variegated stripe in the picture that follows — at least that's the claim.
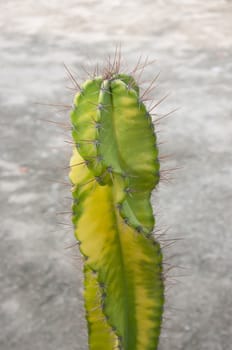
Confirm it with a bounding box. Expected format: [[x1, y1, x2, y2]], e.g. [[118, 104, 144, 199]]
[[84, 265, 117, 350]]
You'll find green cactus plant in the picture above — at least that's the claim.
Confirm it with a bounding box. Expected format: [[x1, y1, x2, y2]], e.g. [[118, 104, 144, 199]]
[[68, 55, 164, 350]]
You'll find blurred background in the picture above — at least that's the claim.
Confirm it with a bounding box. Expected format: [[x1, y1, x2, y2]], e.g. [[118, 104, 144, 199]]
[[0, 1, 232, 349]]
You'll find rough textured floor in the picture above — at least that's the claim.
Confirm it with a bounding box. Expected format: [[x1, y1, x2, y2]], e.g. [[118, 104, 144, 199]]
[[0, 1, 232, 349]]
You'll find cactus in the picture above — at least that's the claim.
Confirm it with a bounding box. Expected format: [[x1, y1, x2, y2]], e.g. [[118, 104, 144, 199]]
[[68, 56, 164, 350]]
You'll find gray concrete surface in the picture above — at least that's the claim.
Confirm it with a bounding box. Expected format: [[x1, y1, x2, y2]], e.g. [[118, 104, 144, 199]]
[[0, 1, 232, 349]]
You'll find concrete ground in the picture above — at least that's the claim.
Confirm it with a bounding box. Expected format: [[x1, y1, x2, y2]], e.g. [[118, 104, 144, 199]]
[[0, 1, 232, 349]]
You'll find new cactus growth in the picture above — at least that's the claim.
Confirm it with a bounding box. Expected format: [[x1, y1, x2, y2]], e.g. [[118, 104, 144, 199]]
[[69, 56, 164, 350]]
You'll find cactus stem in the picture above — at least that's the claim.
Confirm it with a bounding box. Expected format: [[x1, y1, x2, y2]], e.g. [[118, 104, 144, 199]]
[[69, 62, 165, 349]]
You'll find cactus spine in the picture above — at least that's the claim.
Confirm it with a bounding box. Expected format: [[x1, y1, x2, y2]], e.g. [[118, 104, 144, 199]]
[[69, 59, 164, 350]]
